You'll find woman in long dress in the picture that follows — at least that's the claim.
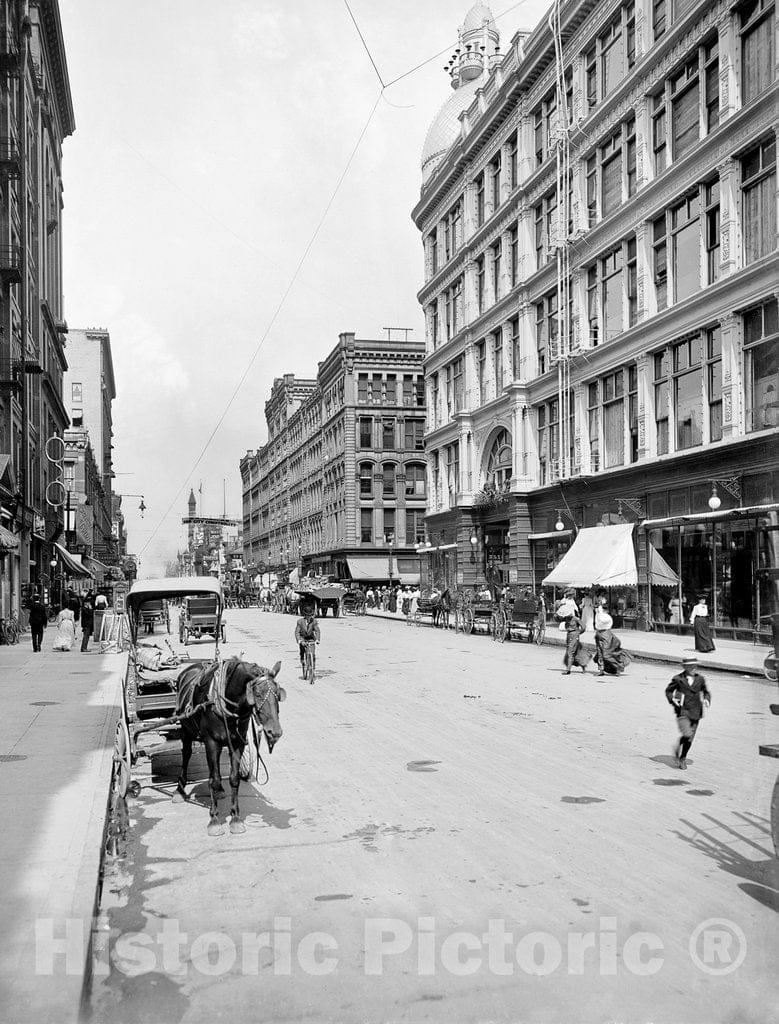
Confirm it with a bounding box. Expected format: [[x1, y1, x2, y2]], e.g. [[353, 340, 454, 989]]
[[52, 607, 76, 652], [594, 612, 631, 675], [563, 613, 592, 674], [690, 596, 716, 652]]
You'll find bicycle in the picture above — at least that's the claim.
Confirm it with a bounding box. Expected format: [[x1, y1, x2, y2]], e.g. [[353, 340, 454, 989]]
[[0, 614, 19, 645], [302, 640, 318, 684]]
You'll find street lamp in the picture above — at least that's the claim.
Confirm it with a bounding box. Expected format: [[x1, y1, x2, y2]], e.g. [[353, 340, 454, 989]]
[[385, 531, 394, 585], [122, 494, 147, 518]]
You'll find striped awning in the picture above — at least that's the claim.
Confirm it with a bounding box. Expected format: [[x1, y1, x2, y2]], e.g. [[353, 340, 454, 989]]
[[0, 523, 19, 551], [54, 542, 94, 578]]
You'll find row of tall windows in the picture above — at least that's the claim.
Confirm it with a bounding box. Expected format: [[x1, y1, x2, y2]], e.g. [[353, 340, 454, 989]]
[[358, 462, 427, 499], [359, 509, 426, 545], [358, 416, 425, 451], [356, 374, 425, 406]]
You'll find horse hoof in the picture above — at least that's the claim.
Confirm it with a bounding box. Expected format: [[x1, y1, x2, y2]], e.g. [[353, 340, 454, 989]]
[[172, 790, 187, 803], [207, 822, 225, 837], [230, 819, 246, 834]]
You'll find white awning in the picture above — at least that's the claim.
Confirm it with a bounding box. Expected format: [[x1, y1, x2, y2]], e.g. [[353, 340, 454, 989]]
[[642, 503, 779, 529], [347, 555, 394, 581], [648, 545, 680, 588], [54, 542, 94, 579], [528, 530, 573, 541], [542, 524, 637, 588]]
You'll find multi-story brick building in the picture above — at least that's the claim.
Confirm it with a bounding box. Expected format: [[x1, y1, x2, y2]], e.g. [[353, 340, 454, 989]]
[[0, 0, 74, 617], [240, 331, 427, 586], [412, 0, 777, 636]]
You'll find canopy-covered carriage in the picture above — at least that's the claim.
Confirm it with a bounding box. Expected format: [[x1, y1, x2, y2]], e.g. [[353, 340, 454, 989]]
[[112, 578, 225, 799], [341, 587, 367, 616], [179, 592, 227, 645]]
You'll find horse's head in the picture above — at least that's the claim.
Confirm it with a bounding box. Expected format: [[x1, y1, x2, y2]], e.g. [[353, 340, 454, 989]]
[[233, 659, 285, 752]]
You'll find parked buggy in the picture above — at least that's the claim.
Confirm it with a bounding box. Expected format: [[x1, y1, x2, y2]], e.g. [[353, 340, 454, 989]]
[[494, 588, 546, 645], [112, 577, 224, 799], [342, 588, 367, 616], [459, 587, 503, 639], [410, 588, 450, 628], [139, 598, 170, 635], [179, 593, 227, 645]]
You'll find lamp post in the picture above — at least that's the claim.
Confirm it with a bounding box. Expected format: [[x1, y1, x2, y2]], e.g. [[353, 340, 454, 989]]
[[385, 532, 394, 585]]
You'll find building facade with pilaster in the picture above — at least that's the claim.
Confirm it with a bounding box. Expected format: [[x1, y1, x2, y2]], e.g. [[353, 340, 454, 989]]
[[412, 0, 777, 636], [240, 332, 427, 586], [0, 0, 74, 617]]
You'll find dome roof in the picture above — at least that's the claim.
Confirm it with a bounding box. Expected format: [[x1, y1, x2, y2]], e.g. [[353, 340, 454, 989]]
[[420, 76, 482, 184], [462, 3, 496, 33]]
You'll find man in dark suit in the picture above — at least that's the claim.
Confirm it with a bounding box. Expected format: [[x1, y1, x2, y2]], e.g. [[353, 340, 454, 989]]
[[665, 656, 711, 770], [80, 590, 95, 652]]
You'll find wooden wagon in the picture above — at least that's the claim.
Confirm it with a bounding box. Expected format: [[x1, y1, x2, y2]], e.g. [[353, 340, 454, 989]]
[[459, 588, 503, 639]]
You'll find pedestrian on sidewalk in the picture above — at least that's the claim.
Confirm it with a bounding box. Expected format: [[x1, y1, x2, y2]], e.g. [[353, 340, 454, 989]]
[[665, 656, 711, 770], [593, 611, 630, 675], [28, 594, 47, 652], [562, 611, 592, 674], [52, 606, 75, 652], [690, 595, 716, 652], [80, 590, 95, 652]]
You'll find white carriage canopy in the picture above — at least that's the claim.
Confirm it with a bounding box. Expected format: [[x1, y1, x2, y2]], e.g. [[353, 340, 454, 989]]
[[542, 523, 681, 589]]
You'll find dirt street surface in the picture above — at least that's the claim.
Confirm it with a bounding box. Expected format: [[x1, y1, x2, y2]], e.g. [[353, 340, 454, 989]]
[[87, 609, 778, 1024]]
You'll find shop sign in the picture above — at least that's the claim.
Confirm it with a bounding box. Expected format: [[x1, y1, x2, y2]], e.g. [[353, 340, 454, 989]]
[[76, 503, 94, 545]]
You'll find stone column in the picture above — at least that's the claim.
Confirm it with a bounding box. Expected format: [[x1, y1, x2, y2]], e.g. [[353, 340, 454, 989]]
[[634, 0, 652, 62], [516, 101, 535, 186], [717, 11, 738, 119], [463, 258, 477, 326], [573, 382, 587, 475], [719, 312, 741, 438], [570, 53, 585, 127], [718, 158, 739, 278], [636, 353, 651, 461], [518, 300, 536, 379], [634, 94, 653, 191], [571, 267, 587, 349], [463, 177, 478, 242], [517, 202, 534, 281], [635, 220, 653, 321], [464, 341, 477, 412]]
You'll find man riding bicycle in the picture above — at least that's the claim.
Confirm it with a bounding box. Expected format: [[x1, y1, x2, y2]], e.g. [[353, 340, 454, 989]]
[[295, 605, 320, 678]]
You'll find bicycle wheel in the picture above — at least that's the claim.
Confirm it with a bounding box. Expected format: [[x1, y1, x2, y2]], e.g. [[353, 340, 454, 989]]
[[306, 647, 316, 684], [8, 619, 19, 644]]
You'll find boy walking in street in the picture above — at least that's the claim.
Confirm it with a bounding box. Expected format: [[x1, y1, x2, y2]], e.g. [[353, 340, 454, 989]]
[[665, 656, 711, 769]]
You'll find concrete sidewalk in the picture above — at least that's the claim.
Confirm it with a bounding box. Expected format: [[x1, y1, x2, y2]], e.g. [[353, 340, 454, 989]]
[[365, 607, 770, 676], [0, 635, 123, 1024]]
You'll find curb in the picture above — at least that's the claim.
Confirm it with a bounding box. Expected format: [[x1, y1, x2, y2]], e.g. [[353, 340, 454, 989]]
[[363, 609, 765, 677]]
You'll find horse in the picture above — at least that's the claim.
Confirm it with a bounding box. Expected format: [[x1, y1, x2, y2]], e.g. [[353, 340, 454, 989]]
[[432, 588, 451, 629], [173, 656, 285, 836]]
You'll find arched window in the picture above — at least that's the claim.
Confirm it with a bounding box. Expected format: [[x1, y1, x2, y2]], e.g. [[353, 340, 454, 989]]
[[359, 462, 373, 499], [405, 463, 426, 498], [383, 463, 396, 497], [486, 429, 513, 490]]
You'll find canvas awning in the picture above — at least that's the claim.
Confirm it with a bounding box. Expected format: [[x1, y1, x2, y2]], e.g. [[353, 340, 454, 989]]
[[84, 554, 112, 573], [0, 523, 19, 551], [347, 555, 394, 581], [54, 542, 94, 579], [542, 524, 637, 588], [648, 545, 680, 587], [288, 568, 300, 586]]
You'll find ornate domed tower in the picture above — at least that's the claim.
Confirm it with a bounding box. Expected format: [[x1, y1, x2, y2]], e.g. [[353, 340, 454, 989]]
[[420, 4, 500, 185]]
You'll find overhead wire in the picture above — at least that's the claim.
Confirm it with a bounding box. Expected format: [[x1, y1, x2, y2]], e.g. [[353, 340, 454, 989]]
[[137, 0, 539, 559]]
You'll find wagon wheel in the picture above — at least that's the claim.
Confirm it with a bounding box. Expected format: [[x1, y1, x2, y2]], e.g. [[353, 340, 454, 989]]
[[111, 714, 132, 799], [535, 618, 546, 646], [770, 776, 779, 860], [413, 610, 423, 627], [495, 609, 508, 644], [463, 607, 474, 635]]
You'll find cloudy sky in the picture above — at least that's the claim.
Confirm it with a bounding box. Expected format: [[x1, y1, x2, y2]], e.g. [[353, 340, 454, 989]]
[[59, 0, 550, 576]]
